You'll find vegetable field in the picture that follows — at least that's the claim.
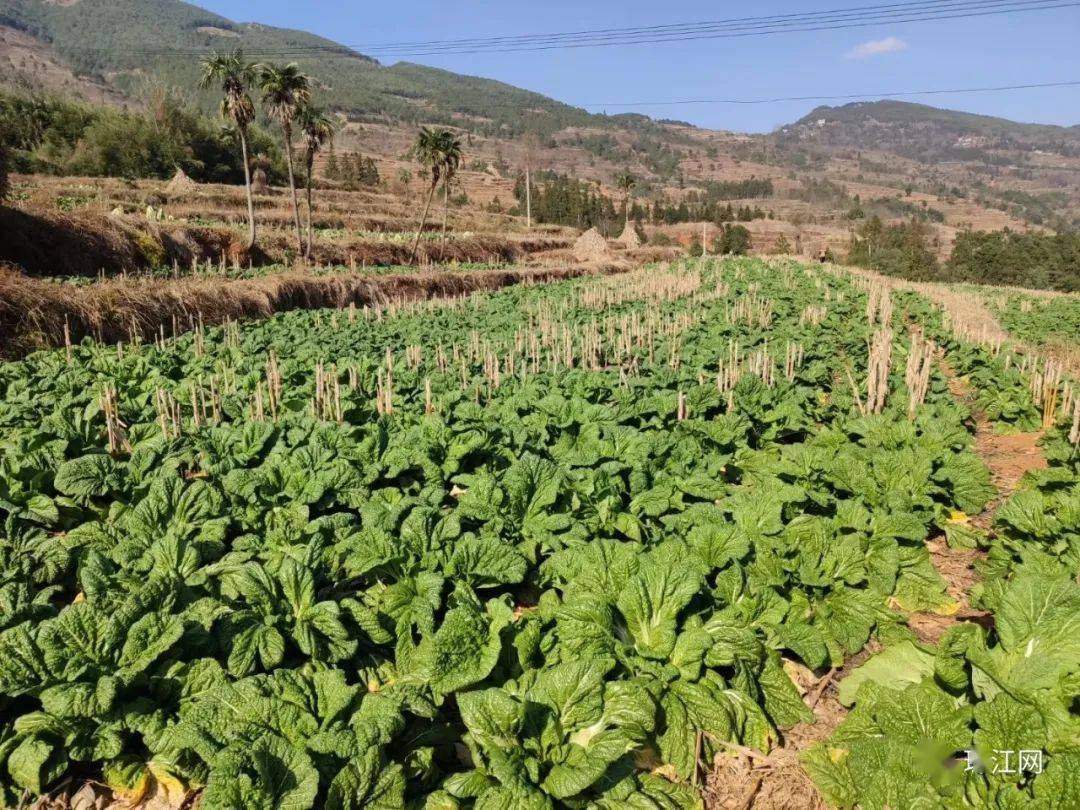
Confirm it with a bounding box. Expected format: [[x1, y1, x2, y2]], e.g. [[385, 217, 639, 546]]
[[0, 258, 1077, 809]]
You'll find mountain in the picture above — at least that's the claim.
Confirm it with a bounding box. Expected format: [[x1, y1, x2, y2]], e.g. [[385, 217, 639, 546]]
[[781, 100, 1080, 161], [0, 0, 667, 139], [1, 0, 1078, 235], [771, 100, 1080, 228]]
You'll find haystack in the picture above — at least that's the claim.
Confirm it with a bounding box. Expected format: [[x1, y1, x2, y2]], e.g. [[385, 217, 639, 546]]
[[573, 228, 610, 263], [251, 167, 270, 195], [164, 168, 198, 195], [618, 221, 642, 249]]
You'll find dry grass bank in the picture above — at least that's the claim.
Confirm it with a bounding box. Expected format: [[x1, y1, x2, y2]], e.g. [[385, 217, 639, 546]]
[[0, 262, 627, 359], [0, 206, 572, 278], [0, 206, 237, 277]]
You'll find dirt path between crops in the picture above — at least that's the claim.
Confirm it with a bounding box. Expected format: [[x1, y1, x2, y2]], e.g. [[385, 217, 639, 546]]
[[906, 367, 1046, 646], [704, 288, 1048, 810], [704, 642, 879, 810]]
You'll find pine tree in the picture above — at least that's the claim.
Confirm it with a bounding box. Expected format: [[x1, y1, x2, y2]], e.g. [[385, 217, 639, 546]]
[[347, 154, 361, 187]]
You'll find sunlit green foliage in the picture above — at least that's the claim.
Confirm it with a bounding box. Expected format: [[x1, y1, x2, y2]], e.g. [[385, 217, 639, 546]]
[[0, 258, 1070, 807], [0, 89, 284, 183]]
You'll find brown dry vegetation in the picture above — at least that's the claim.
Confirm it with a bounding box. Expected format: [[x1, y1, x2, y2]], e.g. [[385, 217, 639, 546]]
[[705, 646, 879, 810], [9, 172, 540, 241], [0, 205, 238, 276], [0, 24, 128, 105], [1, 178, 574, 276], [0, 262, 628, 358]]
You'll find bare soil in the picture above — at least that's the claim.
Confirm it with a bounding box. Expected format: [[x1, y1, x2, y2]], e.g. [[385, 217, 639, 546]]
[[907, 367, 1045, 647], [704, 645, 879, 810]]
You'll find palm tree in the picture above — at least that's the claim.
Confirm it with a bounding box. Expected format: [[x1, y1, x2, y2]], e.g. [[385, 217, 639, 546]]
[[408, 127, 457, 265], [615, 171, 637, 228], [297, 105, 337, 259], [257, 62, 310, 255], [438, 131, 463, 247], [199, 50, 258, 250]]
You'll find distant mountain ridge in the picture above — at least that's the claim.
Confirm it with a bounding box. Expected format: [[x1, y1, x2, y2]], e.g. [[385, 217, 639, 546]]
[[2, 0, 1077, 231], [783, 100, 1080, 160], [2, 0, 1075, 152]]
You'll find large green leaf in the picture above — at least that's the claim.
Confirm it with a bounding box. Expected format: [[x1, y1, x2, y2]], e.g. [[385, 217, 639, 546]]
[[202, 734, 319, 810], [616, 548, 700, 660], [53, 454, 121, 498], [325, 750, 406, 810]]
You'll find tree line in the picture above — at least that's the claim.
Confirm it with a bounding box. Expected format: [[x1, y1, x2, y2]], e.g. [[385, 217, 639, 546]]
[[648, 200, 769, 226], [512, 172, 621, 235], [0, 89, 284, 186], [686, 224, 753, 257], [946, 229, 1080, 291], [513, 170, 772, 234], [647, 179, 773, 225], [324, 152, 380, 189], [847, 216, 1080, 292]]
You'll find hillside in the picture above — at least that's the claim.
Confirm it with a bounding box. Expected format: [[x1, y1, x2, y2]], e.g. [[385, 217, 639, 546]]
[[0, 0, 664, 139], [2, 0, 1079, 243], [775, 100, 1080, 228], [785, 100, 1080, 155]]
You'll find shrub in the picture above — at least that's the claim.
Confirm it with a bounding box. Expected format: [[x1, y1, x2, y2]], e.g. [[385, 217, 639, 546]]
[[945, 229, 1080, 292], [713, 224, 752, 256], [134, 231, 167, 268], [846, 216, 938, 281], [0, 89, 284, 184]]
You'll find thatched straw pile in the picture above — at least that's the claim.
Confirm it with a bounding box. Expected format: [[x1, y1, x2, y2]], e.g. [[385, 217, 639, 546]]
[[164, 168, 198, 195], [618, 222, 642, 249], [251, 168, 270, 195], [573, 228, 611, 262]]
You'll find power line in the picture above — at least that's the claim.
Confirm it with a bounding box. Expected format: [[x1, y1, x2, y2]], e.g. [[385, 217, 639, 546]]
[[51, 0, 1080, 59], [347, 0, 1071, 54], [366, 0, 1080, 56], [47, 63, 1078, 127], [276, 78, 1072, 114], [338, 0, 1017, 49]]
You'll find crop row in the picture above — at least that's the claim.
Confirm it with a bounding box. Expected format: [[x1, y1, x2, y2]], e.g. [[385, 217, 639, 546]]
[[0, 258, 1075, 808]]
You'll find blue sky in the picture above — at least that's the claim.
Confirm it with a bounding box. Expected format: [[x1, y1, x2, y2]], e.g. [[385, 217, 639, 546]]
[[196, 0, 1080, 132]]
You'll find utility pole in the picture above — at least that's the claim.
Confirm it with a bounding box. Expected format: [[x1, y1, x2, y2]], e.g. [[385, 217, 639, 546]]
[[702, 222, 708, 256], [522, 133, 538, 232]]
